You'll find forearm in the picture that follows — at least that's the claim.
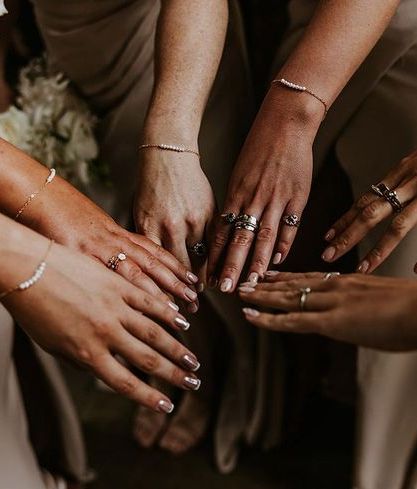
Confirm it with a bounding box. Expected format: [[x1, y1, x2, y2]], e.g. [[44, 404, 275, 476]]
[[143, 0, 228, 146]]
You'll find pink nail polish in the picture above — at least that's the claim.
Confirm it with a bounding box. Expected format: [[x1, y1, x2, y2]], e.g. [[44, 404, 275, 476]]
[[322, 246, 336, 262], [220, 278, 233, 293], [175, 317, 190, 331], [157, 399, 174, 414], [239, 286, 256, 293], [186, 272, 199, 284], [183, 376, 201, 391], [248, 272, 259, 284], [325, 229, 336, 241], [243, 308, 260, 318], [273, 253, 282, 265], [357, 260, 369, 274], [184, 288, 198, 301]]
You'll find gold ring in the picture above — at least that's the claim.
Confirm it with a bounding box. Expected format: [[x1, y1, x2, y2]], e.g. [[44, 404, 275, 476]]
[[107, 252, 127, 271]]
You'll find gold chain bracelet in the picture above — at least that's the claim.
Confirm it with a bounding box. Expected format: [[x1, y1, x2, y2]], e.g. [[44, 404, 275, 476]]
[[15, 168, 56, 220], [139, 144, 200, 159]]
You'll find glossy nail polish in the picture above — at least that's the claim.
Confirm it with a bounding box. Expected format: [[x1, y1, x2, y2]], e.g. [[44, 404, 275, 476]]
[[239, 286, 256, 293], [248, 272, 259, 284], [273, 253, 282, 265], [265, 270, 279, 277], [184, 288, 198, 301], [184, 376, 201, 391], [175, 317, 190, 331], [357, 260, 369, 274], [187, 302, 199, 314], [325, 229, 336, 241], [157, 399, 174, 414], [322, 246, 336, 262], [186, 271, 199, 284], [197, 283, 205, 293], [220, 278, 233, 293], [168, 301, 179, 312], [181, 354, 201, 372], [243, 307, 260, 318]]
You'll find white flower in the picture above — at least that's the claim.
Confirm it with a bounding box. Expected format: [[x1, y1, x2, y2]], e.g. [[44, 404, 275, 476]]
[[0, 106, 30, 150]]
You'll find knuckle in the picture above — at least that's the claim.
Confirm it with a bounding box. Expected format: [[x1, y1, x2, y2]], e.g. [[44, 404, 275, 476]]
[[356, 194, 373, 209], [144, 252, 158, 271], [390, 215, 408, 238], [145, 324, 160, 344], [252, 257, 268, 269], [360, 202, 379, 222], [76, 346, 94, 366], [128, 266, 143, 284], [231, 233, 253, 247], [140, 352, 160, 373], [257, 226, 275, 242], [334, 234, 350, 250], [369, 247, 383, 261], [223, 263, 239, 274], [283, 313, 301, 329], [117, 376, 137, 397], [212, 231, 229, 248]]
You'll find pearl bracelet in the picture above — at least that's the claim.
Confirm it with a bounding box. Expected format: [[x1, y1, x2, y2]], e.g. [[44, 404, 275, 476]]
[[138, 144, 200, 159], [15, 168, 56, 220], [271, 78, 329, 120], [0, 239, 54, 299]]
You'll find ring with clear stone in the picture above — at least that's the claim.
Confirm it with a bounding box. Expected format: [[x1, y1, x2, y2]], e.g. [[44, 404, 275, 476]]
[[107, 252, 127, 271], [282, 214, 301, 228]]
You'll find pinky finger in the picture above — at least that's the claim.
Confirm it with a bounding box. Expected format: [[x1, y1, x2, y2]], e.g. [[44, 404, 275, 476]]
[[93, 354, 175, 413], [242, 309, 323, 334]]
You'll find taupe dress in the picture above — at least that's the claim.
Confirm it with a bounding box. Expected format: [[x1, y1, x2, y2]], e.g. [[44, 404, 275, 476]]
[[32, 0, 417, 487]]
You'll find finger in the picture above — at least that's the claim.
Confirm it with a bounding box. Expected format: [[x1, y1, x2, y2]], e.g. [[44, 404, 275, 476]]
[[128, 231, 198, 286], [124, 312, 200, 372], [358, 199, 417, 274], [240, 277, 333, 293], [125, 288, 192, 332], [239, 287, 333, 312], [242, 309, 326, 335], [93, 353, 175, 413], [186, 223, 209, 291], [246, 204, 281, 283], [274, 199, 306, 264], [262, 271, 328, 283], [207, 208, 240, 285], [115, 329, 201, 391]]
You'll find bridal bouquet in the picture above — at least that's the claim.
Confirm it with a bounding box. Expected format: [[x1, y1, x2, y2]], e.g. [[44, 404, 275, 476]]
[[0, 56, 102, 188]]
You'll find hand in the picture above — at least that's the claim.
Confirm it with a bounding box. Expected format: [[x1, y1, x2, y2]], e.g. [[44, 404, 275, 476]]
[[2, 235, 202, 413], [134, 148, 216, 309], [238, 271, 417, 351], [322, 149, 417, 274], [208, 88, 322, 293]]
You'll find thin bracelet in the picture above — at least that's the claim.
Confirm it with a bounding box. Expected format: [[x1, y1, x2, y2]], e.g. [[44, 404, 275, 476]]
[[0, 239, 54, 299], [15, 168, 56, 221], [138, 144, 200, 159], [271, 78, 329, 120]]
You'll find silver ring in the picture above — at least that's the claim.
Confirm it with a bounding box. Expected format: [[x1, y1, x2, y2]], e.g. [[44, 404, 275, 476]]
[[235, 214, 259, 232], [234, 221, 258, 233], [188, 241, 207, 257], [299, 287, 312, 311], [221, 212, 237, 224], [371, 183, 403, 213], [324, 272, 340, 281], [282, 214, 301, 228], [107, 252, 127, 271]]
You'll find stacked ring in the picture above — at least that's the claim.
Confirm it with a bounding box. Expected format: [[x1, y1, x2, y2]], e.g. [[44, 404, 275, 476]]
[[371, 183, 403, 213], [107, 252, 127, 271], [188, 241, 208, 257], [234, 214, 259, 233], [282, 214, 301, 227]]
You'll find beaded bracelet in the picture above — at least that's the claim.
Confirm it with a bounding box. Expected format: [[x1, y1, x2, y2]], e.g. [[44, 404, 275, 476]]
[[139, 144, 200, 159], [271, 78, 329, 120], [15, 168, 56, 220], [0, 239, 54, 299]]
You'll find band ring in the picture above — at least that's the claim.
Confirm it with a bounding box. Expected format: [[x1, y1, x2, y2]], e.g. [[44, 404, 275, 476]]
[[234, 214, 259, 233], [282, 214, 301, 228], [299, 287, 312, 311], [107, 252, 127, 271], [324, 272, 340, 281], [371, 183, 403, 213], [221, 212, 237, 225], [188, 241, 208, 257]]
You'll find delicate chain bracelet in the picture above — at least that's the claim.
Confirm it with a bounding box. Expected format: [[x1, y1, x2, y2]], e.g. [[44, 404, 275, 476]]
[[271, 78, 329, 120], [138, 144, 200, 159], [0, 239, 54, 300], [15, 168, 56, 221]]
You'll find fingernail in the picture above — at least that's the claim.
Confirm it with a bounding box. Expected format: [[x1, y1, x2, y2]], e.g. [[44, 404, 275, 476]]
[[239, 281, 257, 287], [248, 272, 259, 284], [157, 399, 174, 414], [168, 301, 179, 311], [322, 246, 336, 262], [239, 286, 256, 293], [175, 317, 190, 331], [357, 260, 369, 274], [220, 278, 233, 293], [325, 229, 336, 241], [273, 253, 282, 265], [243, 308, 260, 318], [265, 270, 279, 277], [183, 376, 201, 391], [184, 287, 198, 301], [197, 283, 205, 293], [208, 276, 218, 288], [187, 302, 199, 314], [181, 354, 201, 372], [186, 271, 199, 284]]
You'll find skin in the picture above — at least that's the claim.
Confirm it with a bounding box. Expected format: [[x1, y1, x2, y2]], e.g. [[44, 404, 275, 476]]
[[238, 271, 417, 352], [0, 214, 202, 413], [208, 0, 401, 293], [322, 149, 417, 274], [0, 0, 16, 112]]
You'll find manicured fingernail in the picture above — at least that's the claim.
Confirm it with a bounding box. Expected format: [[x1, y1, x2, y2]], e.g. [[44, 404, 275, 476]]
[[184, 287, 198, 301], [325, 229, 336, 241], [157, 399, 174, 414], [273, 253, 282, 265], [242, 308, 260, 318], [197, 283, 205, 293], [181, 354, 201, 372], [184, 376, 201, 391], [357, 260, 369, 274], [322, 246, 336, 262], [175, 317, 190, 331], [239, 286, 256, 293], [187, 302, 199, 314], [265, 270, 279, 277], [208, 276, 218, 288], [220, 278, 233, 293], [248, 272, 259, 284], [168, 301, 179, 311], [239, 281, 257, 287], [186, 272, 199, 284]]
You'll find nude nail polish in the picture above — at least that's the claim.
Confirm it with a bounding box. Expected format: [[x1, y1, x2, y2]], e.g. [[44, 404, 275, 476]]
[[175, 317, 190, 331], [185, 288, 198, 301], [357, 260, 369, 274], [265, 270, 279, 277], [243, 308, 260, 318], [197, 283, 205, 293], [184, 376, 201, 391], [322, 246, 336, 262], [157, 399, 174, 414], [186, 271, 199, 284], [220, 278, 233, 293], [181, 354, 201, 372], [248, 272, 259, 284], [168, 301, 179, 311], [187, 302, 198, 314], [273, 253, 282, 265], [325, 229, 336, 241], [239, 286, 256, 293]]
